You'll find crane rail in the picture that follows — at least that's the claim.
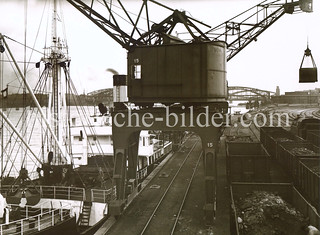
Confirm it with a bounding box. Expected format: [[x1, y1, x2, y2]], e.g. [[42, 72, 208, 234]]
[[169, 150, 203, 235], [140, 137, 202, 235]]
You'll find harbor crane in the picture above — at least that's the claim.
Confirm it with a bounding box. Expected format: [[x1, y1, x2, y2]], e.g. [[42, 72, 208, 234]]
[[66, 0, 314, 224]]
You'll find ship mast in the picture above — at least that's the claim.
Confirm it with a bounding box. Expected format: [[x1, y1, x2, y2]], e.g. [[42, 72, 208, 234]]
[[42, 0, 70, 165]]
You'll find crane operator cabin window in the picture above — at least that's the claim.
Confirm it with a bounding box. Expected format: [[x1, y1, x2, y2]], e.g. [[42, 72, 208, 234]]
[[132, 59, 141, 79]]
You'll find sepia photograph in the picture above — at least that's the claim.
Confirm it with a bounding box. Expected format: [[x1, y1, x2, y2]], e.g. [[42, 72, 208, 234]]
[[0, 0, 319, 234]]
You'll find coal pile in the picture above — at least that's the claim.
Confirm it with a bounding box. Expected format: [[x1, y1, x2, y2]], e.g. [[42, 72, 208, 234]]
[[275, 137, 294, 142], [226, 136, 253, 142], [290, 147, 317, 156], [235, 191, 307, 235]]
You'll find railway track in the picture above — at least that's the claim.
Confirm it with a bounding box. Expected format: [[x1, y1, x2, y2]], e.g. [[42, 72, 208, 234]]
[[312, 109, 320, 118], [222, 107, 320, 141], [246, 106, 320, 142], [106, 135, 203, 235], [269, 107, 320, 122], [139, 137, 202, 235]]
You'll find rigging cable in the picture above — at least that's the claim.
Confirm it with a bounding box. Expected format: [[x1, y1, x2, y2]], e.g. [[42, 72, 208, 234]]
[[44, 0, 50, 52], [0, 37, 4, 181], [3, 36, 43, 56], [22, 0, 28, 169], [1, 0, 49, 167], [59, 0, 69, 54], [63, 68, 114, 186], [1, 3, 50, 175], [26, 0, 49, 73]]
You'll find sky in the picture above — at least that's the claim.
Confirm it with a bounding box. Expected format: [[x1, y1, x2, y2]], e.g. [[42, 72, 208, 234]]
[[0, 0, 319, 95]]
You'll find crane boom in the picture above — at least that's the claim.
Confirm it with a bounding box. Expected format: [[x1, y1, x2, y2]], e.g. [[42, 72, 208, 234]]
[[66, 0, 312, 60], [66, 0, 137, 50], [66, 0, 211, 49], [206, 0, 312, 61]]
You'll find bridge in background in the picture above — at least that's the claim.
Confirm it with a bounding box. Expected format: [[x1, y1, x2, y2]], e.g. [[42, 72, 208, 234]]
[[228, 86, 275, 101]]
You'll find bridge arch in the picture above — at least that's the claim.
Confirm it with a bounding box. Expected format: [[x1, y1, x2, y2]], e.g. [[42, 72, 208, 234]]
[[228, 86, 275, 101]]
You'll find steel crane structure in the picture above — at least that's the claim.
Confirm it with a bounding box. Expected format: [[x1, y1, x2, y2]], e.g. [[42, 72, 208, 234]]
[[67, 0, 312, 59], [66, 0, 313, 225]]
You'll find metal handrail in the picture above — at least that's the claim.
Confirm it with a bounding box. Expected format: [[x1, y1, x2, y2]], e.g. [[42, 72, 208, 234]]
[[0, 204, 73, 235], [136, 142, 172, 180], [0, 142, 173, 206], [39, 185, 86, 201], [7, 200, 51, 218], [91, 187, 115, 203], [1, 185, 86, 202], [137, 167, 148, 180]]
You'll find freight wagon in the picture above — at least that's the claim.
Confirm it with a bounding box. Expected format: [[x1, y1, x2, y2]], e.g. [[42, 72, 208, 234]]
[[306, 130, 320, 147], [277, 142, 320, 182], [260, 127, 305, 160], [225, 142, 270, 182], [230, 182, 320, 235], [261, 128, 320, 213], [297, 158, 320, 212], [291, 118, 320, 139]]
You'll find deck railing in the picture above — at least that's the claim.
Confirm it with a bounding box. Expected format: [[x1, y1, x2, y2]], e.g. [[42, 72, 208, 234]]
[[0, 185, 86, 202], [137, 167, 148, 180], [8, 201, 52, 219], [91, 187, 115, 203], [1, 142, 172, 205], [39, 185, 86, 201], [136, 142, 172, 180], [0, 204, 73, 235]]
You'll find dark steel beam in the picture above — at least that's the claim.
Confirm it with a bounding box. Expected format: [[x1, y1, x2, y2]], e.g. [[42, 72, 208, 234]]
[[206, 0, 302, 61], [66, 0, 142, 49]]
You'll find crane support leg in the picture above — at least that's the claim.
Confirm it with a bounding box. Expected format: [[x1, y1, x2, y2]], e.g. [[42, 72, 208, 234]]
[[203, 147, 217, 225], [109, 148, 127, 215], [198, 129, 219, 225], [127, 131, 140, 191], [109, 129, 140, 215], [109, 105, 226, 220]]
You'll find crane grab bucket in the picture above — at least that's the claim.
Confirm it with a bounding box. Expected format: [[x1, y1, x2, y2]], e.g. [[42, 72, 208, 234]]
[[300, 0, 313, 12], [299, 46, 317, 83]]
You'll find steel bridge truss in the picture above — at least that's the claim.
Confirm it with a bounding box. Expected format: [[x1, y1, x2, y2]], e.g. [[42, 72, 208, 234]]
[[228, 86, 275, 101]]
